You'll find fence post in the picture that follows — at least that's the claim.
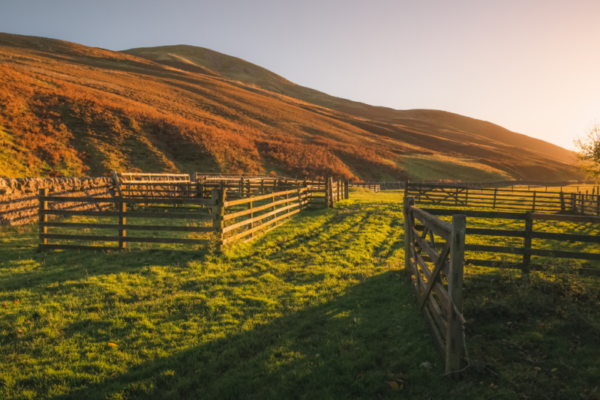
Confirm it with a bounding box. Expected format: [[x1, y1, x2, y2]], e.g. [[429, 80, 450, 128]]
[[119, 200, 127, 250], [404, 180, 409, 199], [326, 177, 332, 208], [532, 191, 536, 212], [403, 196, 415, 277], [560, 191, 565, 212], [446, 214, 466, 378], [345, 179, 349, 199], [523, 211, 532, 280], [212, 188, 225, 251], [38, 188, 48, 251], [248, 199, 254, 238]]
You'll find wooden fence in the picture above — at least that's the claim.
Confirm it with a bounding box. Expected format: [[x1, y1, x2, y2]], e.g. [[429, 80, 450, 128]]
[[350, 183, 381, 192], [403, 197, 600, 377], [38, 188, 217, 252], [421, 207, 600, 277], [406, 183, 600, 215], [403, 197, 466, 377], [113, 171, 349, 209], [38, 184, 316, 251]]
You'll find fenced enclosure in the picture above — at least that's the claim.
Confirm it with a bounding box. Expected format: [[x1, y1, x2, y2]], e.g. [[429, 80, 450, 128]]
[[38, 188, 217, 252], [403, 197, 466, 377], [402, 195, 600, 377], [406, 183, 600, 215], [37, 174, 346, 251], [113, 171, 348, 209], [349, 182, 381, 192], [423, 208, 600, 277]]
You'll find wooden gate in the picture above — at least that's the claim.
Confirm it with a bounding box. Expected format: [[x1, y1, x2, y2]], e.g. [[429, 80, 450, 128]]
[[403, 196, 466, 377]]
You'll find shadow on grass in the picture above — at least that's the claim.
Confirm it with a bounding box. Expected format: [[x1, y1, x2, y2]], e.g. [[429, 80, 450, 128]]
[[52, 271, 451, 400]]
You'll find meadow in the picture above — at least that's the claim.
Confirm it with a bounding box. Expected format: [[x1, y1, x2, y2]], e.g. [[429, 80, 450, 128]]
[[1, 189, 599, 399]]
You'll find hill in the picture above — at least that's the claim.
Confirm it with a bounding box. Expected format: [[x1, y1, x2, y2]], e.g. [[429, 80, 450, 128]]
[[124, 45, 575, 166], [0, 33, 578, 181]]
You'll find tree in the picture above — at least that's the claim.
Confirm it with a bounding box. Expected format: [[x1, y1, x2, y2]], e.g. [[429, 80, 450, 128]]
[[574, 121, 600, 182]]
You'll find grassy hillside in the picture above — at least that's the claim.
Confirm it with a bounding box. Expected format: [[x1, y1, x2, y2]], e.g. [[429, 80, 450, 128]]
[[125, 45, 576, 166], [1, 189, 599, 399], [0, 33, 578, 181]]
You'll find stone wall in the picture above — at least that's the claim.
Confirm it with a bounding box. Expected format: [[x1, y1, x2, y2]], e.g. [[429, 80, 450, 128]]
[[0, 177, 115, 226]]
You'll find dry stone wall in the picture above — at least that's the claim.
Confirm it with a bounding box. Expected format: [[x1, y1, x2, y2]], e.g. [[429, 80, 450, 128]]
[[0, 177, 115, 226]]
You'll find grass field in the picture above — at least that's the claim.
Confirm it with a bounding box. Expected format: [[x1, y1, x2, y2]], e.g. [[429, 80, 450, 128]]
[[399, 154, 512, 182], [1, 189, 600, 399]]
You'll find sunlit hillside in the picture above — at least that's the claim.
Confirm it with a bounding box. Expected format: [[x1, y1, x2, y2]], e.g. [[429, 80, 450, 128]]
[[0, 33, 578, 180]]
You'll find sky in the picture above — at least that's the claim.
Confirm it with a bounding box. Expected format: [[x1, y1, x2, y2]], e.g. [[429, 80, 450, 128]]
[[1, 0, 599, 151]]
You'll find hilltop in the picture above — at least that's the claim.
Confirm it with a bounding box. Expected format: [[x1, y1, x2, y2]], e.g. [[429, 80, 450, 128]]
[[0, 33, 578, 180]]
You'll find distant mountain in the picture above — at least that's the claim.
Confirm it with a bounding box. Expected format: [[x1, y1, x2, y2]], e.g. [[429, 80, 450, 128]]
[[0, 33, 578, 181]]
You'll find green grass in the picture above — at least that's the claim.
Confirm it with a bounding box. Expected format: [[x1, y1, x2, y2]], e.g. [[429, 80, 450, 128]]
[[1, 189, 599, 399], [399, 154, 512, 182]]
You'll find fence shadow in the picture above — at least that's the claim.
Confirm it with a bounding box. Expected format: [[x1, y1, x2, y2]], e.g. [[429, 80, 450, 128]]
[[50, 271, 452, 400]]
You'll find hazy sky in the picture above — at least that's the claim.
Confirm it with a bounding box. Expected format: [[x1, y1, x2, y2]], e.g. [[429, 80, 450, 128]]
[[2, 0, 599, 150]]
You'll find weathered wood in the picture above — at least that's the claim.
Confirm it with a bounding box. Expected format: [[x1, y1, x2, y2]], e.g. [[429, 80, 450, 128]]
[[41, 222, 214, 232], [213, 189, 225, 250], [423, 208, 527, 220], [523, 212, 533, 276], [224, 207, 302, 243], [38, 189, 48, 249], [40, 244, 119, 252], [531, 213, 600, 223], [419, 243, 450, 310], [403, 197, 415, 277], [224, 188, 305, 206], [410, 206, 451, 240], [446, 214, 466, 378], [466, 228, 526, 237], [465, 259, 600, 277], [40, 234, 210, 245], [119, 201, 126, 249], [223, 199, 304, 233]]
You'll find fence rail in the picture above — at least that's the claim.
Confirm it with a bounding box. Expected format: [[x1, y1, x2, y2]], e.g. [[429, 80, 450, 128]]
[[37, 178, 342, 251], [422, 208, 600, 277], [406, 183, 600, 215]]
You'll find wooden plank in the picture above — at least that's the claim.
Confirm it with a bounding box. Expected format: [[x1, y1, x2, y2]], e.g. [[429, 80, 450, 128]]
[[466, 228, 526, 237], [419, 243, 451, 310], [38, 188, 48, 249], [410, 242, 452, 310], [119, 201, 126, 249], [41, 222, 214, 232], [422, 208, 527, 220], [465, 244, 600, 260], [446, 214, 466, 377], [465, 259, 600, 277], [423, 302, 447, 356], [222, 201, 302, 233], [40, 234, 210, 245], [531, 231, 600, 243], [410, 207, 451, 241], [531, 213, 600, 223], [224, 188, 306, 206], [223, 194, 305, 221], [404, 197, 416, 278], [223, 208, 302, 243], [40, 244, 119, 251], [40, 196, 117, 203]]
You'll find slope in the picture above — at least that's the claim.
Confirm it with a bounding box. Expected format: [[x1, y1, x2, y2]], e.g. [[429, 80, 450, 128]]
[[124, 45, 575, 165], [0, 33, 577, 181]]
